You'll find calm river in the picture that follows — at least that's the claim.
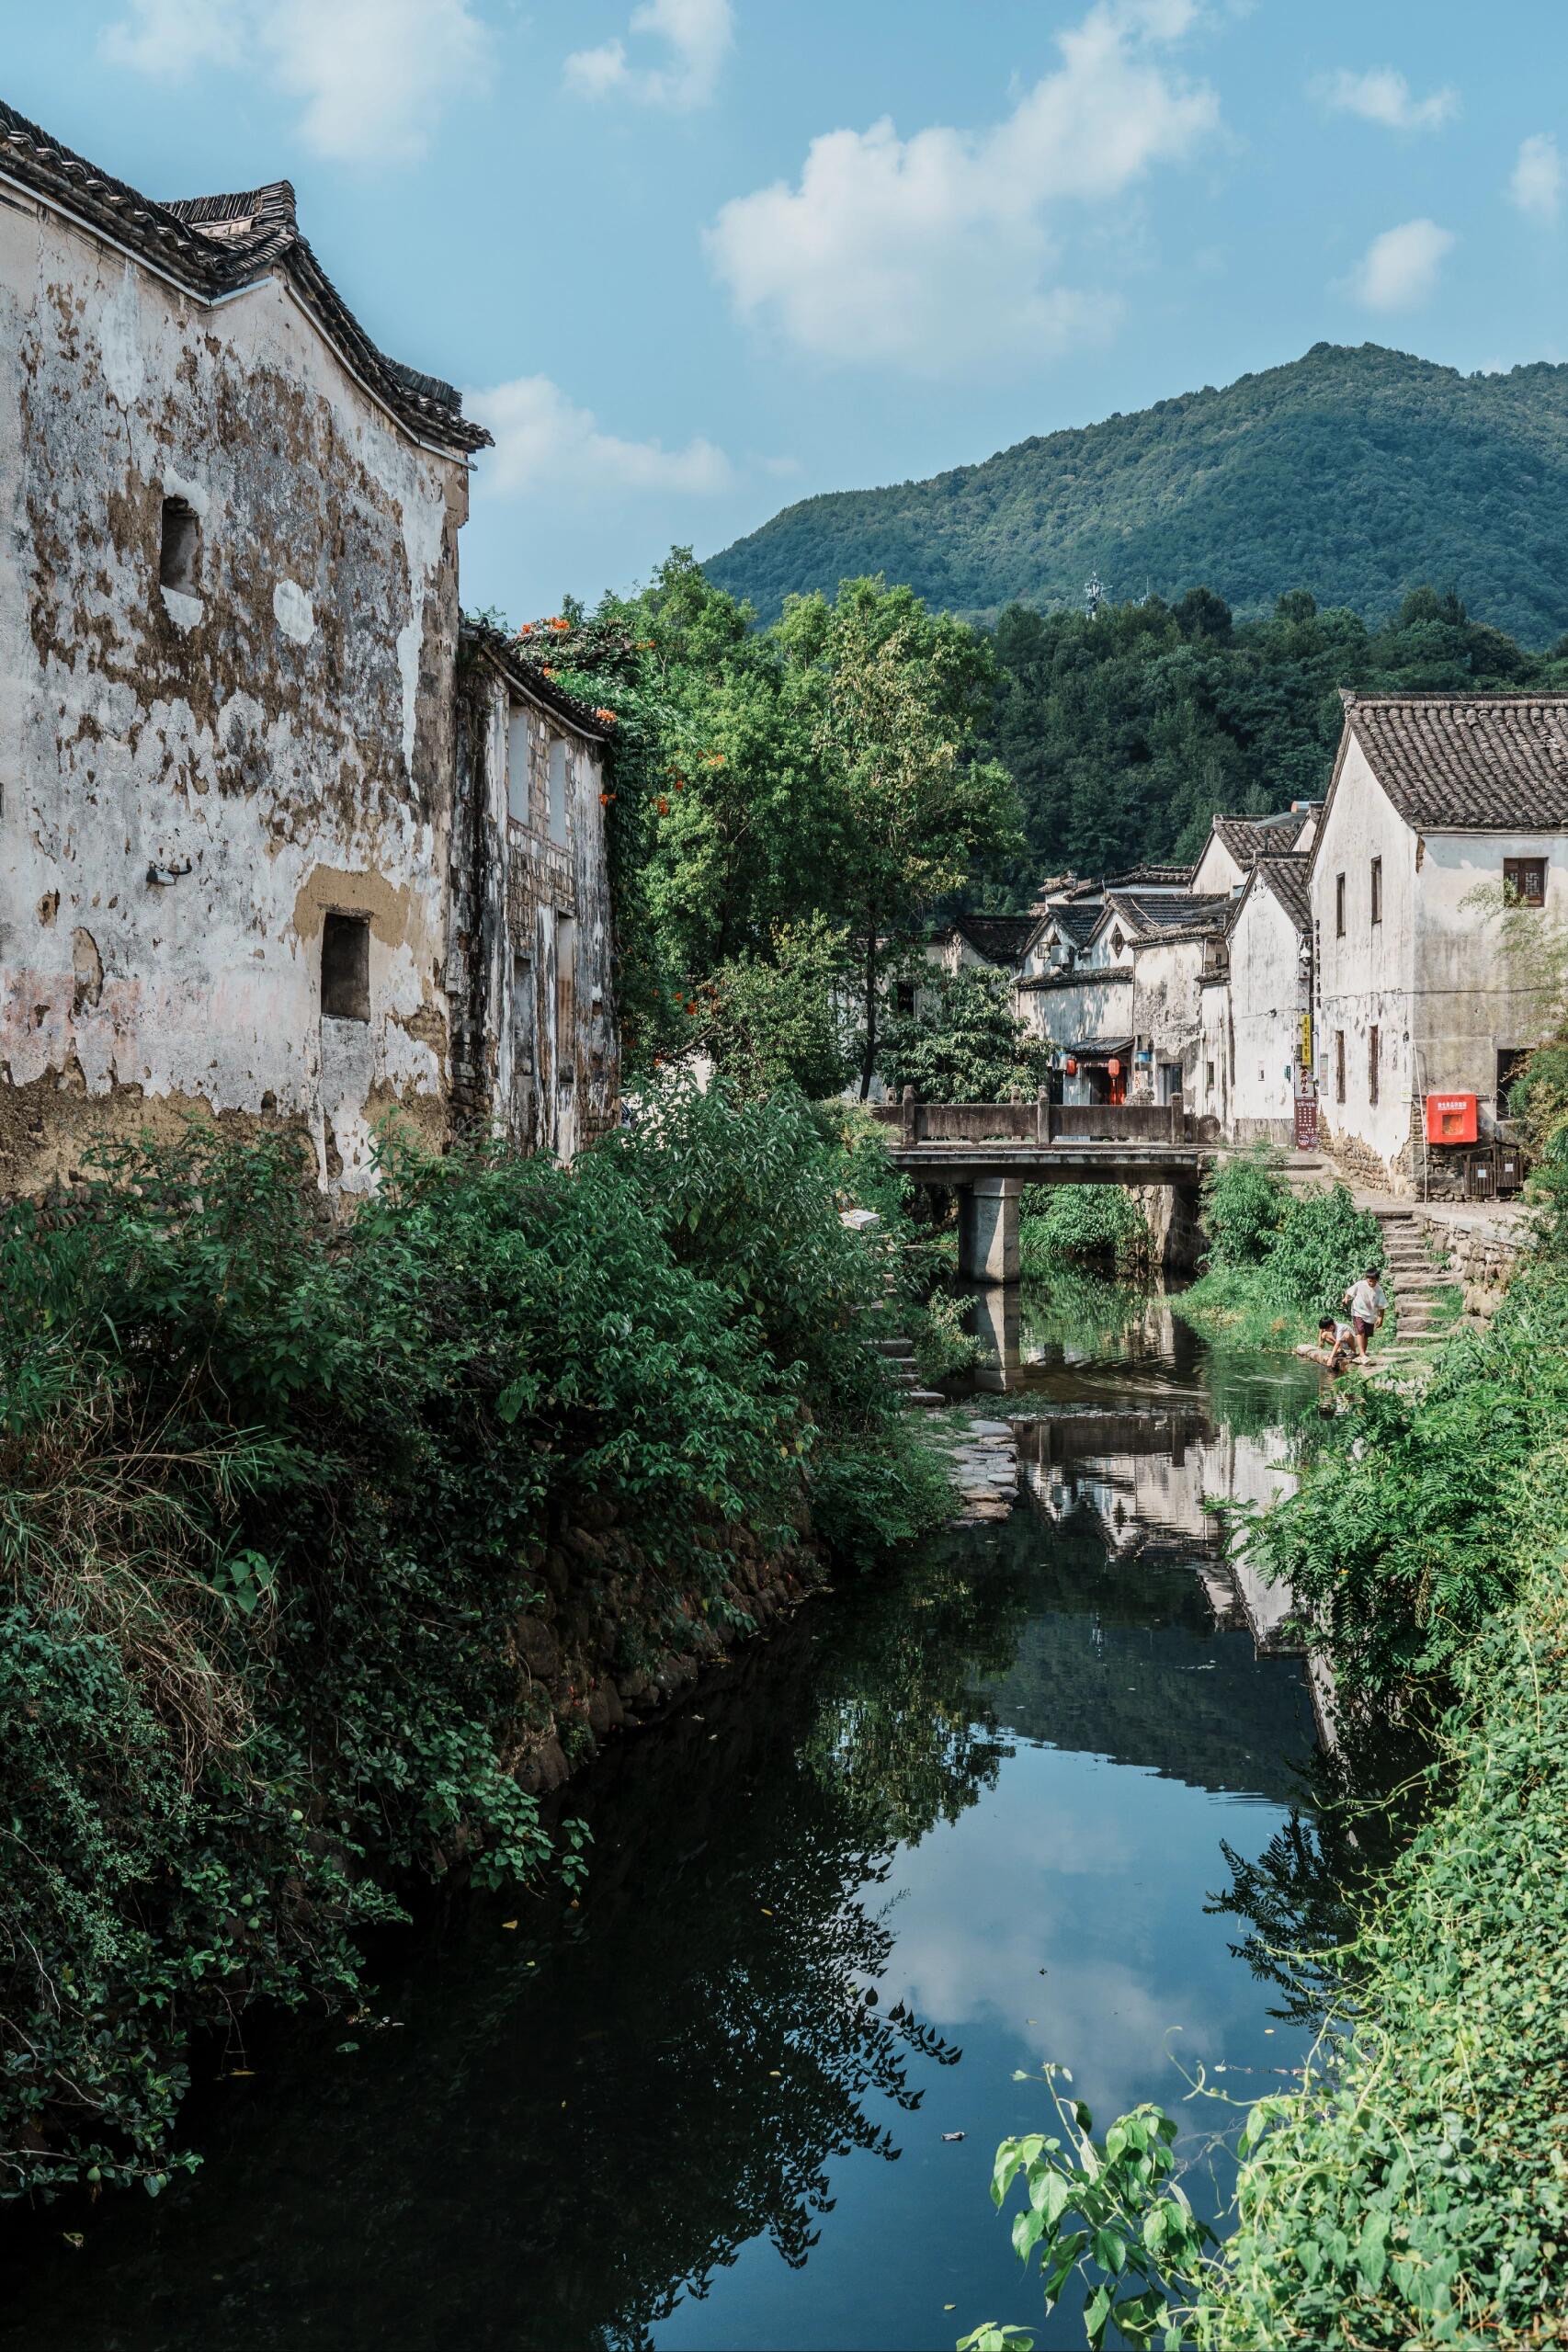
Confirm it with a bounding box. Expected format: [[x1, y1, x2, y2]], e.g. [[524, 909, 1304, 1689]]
[[0, 1279, 1325, 2352]]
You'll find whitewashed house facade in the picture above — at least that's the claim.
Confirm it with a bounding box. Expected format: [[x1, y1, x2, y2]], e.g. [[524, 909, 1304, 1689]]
[[1309, 692, 1568, 1189]]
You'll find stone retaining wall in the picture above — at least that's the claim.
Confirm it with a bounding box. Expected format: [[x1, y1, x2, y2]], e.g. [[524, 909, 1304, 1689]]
[[1412, 1207, 1535, 1319]]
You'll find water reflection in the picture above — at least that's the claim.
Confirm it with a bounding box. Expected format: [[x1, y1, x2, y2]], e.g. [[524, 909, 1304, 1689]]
[[0, 1293, 1324, 2352]]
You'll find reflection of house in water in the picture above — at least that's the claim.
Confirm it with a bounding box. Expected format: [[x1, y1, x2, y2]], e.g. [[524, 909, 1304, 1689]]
[[971, 1499, 1318, 1804], [1014, 1413, 1298, 1651]]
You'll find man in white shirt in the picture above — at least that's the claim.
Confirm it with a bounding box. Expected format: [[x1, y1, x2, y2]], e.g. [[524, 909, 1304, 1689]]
[[1345, 1266, 1388, 1360]]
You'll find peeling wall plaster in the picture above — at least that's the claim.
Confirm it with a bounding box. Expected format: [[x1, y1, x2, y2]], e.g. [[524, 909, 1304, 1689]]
[[0, 194, 472, 1193]]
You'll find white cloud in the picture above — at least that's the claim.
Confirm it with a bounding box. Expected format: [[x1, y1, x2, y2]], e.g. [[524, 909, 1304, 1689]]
[[1510, 132, 1564, 223], [1342, 217, 1455, 312], [705, 0, 1220, 377], [467, 375, 734, 499], [101, 0, 249, 72], [1318, 66, 1458, 133], [565, 0, 733, 110], [100, 0, 490, 163]]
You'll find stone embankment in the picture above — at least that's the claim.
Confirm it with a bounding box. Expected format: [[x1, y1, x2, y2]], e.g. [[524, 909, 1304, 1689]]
[[1411, 1202, 1534, 1317], [515, 1496, 828, 1799]]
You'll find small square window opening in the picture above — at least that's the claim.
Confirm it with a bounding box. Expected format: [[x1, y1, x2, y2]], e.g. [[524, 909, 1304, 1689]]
[[159, 496, 200, 597], [321, 912, 370, 1022], [1504, 857, 1547, 906]]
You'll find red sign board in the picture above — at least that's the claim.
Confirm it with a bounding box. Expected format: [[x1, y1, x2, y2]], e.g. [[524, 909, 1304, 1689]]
[[1294, 1097, 1318, 1151], [1426, 1094, 1478, 1144]]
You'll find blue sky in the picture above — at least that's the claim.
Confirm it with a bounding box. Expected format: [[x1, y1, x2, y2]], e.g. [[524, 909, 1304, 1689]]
[[7, 0, 1567, 619]]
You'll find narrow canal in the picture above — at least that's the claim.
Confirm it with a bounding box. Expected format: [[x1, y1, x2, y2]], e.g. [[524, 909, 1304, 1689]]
[[0, 1281, 1325, 2352]]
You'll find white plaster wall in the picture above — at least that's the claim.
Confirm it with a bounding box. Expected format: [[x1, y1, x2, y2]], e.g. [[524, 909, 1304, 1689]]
[[0, 196, 469, 1190], [1312, 740, 1419, 1170], [1229, 885, 1302, 1130], [1199, 977, 1230, 1128], [1017, 970, 1134, 1083], [1130, 936, 1206, 1098], [1413, 829, 1568, 1113], [1190, 831, 1246, 897]]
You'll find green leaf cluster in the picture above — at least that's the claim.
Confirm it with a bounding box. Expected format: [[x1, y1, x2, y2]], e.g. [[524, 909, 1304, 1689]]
[[0, 1091, 947, 2201]]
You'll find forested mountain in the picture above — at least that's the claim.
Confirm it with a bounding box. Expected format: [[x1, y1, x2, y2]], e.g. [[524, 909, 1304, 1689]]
[[983, 583, 1566, 891], [707, 344, 1568, 645]]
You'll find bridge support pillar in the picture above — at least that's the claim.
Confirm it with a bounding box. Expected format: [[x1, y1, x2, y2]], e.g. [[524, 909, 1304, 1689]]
[[958, 1176, 1022, 1283], [1131, 1180, 1205, 1271]]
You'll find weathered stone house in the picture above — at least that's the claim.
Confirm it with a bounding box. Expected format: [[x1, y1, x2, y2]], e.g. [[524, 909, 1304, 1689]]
[[1189, 805, 1318, 898], [1308, 692, 1568, 1189], [0, 103, 618, 1193], [449, 627, 618, 1159]]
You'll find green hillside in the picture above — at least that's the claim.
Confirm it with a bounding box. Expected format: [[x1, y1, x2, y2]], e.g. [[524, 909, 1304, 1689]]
[[707, 344, 1568, 644]]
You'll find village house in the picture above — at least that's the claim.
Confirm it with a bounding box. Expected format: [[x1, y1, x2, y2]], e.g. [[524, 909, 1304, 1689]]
[[1189, 804, 1319, 898], [1018, 884, 1228, 1105], [1308, 692, 1568, 1191], [0, 101, 617, 1193], [1200, 855, 1312, 1143], [449, 627, 619, 1160]]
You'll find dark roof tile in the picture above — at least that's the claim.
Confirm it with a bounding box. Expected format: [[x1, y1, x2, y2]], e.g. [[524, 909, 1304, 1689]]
[[1250, 853, 1312, 936], [0, 101, 488, 454], [462, 621, 614, 741], [1344, 693, 1568, 829]]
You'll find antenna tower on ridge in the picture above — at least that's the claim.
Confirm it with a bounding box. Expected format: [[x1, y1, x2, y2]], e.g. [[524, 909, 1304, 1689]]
[[1085, 569, 1106, 620]]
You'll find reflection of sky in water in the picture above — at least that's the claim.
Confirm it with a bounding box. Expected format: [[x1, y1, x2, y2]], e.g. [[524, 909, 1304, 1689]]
[[658, 1718, 1308, 2352]]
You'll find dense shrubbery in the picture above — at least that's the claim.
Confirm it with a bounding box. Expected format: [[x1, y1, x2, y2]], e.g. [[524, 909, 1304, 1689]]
[[1018, 1183, 1149, 1274], [0, 1089, 945, 2203], [1177, 1152, 1380, 1345]]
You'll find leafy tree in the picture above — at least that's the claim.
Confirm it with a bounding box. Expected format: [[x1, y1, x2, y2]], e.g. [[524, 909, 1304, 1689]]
[[702, 915, 851, 1099], [881, 963, 1048, 1103], [780, 579, 1020, 1095]]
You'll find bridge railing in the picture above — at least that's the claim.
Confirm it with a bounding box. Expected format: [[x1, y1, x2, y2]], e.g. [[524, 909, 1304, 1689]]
[[870, 1090, 1220, 1147]]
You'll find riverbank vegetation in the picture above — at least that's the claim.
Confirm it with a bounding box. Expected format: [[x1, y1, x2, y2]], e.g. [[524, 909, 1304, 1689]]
[[1018, 1185, 1149, 1278], [1174, 1152, 1380, 1351], [969, 1142, 1568, 2347], [0, 1086, 949, 2207]]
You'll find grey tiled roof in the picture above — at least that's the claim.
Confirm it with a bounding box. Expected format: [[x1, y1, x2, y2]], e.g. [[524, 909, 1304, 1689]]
[[1344, 693, 1568, 829], [463, 622, 614, 741], [1251, 854, 1312, 936], [1211, 806, 1315, 864], [1041, 901, 1104, 947], [1104, 863, 1194, 888], [0, 101, 489, 454], [952, 913, 1040, 963], [1104, 891, 1233, 938]]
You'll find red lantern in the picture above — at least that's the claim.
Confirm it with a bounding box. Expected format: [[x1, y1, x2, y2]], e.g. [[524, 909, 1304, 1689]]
[[1108, 1058, 1122, 1077], [1065, 1057, 1077, 1075]]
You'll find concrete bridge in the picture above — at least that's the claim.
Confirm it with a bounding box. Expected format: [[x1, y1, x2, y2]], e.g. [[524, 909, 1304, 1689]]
[[871, 1092, 1219, 1279]]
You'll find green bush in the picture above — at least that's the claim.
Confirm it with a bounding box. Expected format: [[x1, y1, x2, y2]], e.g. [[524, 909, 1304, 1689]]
[[881, 964, 1051, 1104], [1020, 1184, 1149, 1273], [1184, 1154, 1380, 1342], [0, 1089, 946, 2202], [1200, 1150, 1289, 1269]]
